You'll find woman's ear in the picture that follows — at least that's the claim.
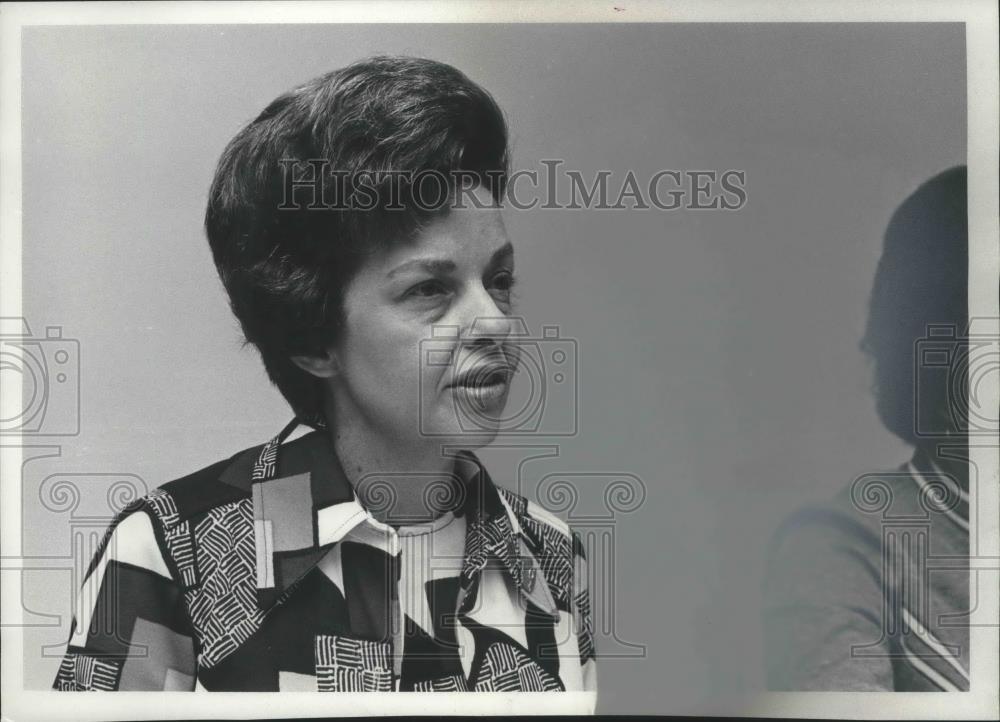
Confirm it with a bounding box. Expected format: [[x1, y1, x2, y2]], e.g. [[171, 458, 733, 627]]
[[290, 348, 340, 379]]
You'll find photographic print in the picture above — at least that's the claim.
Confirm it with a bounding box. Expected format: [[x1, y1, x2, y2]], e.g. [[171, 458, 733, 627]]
[[1, 1, 997, 719]]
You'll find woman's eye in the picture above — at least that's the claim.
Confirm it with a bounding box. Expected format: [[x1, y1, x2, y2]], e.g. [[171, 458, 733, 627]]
[[406, 279, 449, 299], [490, 271, 516, 293]]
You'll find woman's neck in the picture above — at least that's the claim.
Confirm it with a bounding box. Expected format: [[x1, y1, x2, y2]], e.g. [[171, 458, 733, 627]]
[[324, 400, 463, 526]]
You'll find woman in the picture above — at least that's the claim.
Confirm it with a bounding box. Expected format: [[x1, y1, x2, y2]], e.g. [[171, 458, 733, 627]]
[[54, 56, 596, 695]]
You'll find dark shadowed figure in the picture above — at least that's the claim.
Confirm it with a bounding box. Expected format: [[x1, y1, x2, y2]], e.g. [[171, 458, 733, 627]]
[[763, 166, 970, 690]]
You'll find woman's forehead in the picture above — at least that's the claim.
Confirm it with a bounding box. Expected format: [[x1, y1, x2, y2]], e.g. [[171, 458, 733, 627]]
[[380, 204, 512, 273]]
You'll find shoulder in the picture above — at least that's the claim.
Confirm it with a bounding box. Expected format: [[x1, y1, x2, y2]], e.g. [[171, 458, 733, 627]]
[[135, 435, 284, 528], [162, 445, 259, 511], [135, 427, 351, 529], [84, 502, 176, 581], [497, 486, 589, 615], [764, 465, 924, 600], [770, 465, 920, 555], [497, 486, 594, 664], [498, 485, 583, 556], [91, 439, 266, 592]]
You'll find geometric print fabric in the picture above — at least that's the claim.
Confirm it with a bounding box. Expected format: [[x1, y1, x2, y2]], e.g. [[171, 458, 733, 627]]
[[53, 420, 596, 694], [315, 635, 393, 692], [475, 642, 563, 691], [55, 654, 119, 691]]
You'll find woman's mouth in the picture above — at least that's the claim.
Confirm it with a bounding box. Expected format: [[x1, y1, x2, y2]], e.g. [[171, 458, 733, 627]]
[[449, 367, 512, 409]]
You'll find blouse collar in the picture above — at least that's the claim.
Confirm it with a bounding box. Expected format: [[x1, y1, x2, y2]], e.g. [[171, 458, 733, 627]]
[[241, 420, 560, 618]]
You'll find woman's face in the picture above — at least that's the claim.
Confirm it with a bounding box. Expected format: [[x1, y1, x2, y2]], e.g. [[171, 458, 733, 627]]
[[325, 186, 517, 449]]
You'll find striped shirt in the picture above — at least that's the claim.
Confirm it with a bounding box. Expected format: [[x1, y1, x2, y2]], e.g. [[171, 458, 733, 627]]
[[53, 420, 597, 699], [763, 449, 970, 690]]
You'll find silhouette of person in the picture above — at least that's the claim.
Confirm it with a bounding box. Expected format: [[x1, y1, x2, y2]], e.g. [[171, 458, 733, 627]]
[[763, 166, 970, 690]]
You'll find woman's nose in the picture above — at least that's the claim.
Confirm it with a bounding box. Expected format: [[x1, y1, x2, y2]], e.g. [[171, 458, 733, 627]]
[[463, 287, 513, 343]]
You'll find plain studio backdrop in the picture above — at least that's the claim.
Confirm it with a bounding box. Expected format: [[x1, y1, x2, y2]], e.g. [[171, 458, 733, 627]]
[[17, 23, 963, 712]]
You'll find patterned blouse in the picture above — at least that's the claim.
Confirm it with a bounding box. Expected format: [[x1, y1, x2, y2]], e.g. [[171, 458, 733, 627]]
[[53, 420, 597, 697]]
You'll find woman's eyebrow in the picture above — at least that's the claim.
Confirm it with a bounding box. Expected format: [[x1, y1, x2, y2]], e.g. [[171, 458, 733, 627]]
[[385, 242, 513, 279], [488, 241, 514, 266], [386, 258, 457, 279]]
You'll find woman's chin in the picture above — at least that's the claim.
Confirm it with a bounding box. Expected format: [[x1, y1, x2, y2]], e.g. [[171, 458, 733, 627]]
[[436, 427, 501, 450], [422, 416, 503, 449], [418, 395, 510, 448]]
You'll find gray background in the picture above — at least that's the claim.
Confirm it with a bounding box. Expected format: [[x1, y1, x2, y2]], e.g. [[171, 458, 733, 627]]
[[17, 23, 965, 712]]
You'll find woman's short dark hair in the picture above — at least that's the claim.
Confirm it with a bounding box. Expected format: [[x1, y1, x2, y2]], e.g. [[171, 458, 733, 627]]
[[205, 56, 510, 425], [861, 165, 967, 445]]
